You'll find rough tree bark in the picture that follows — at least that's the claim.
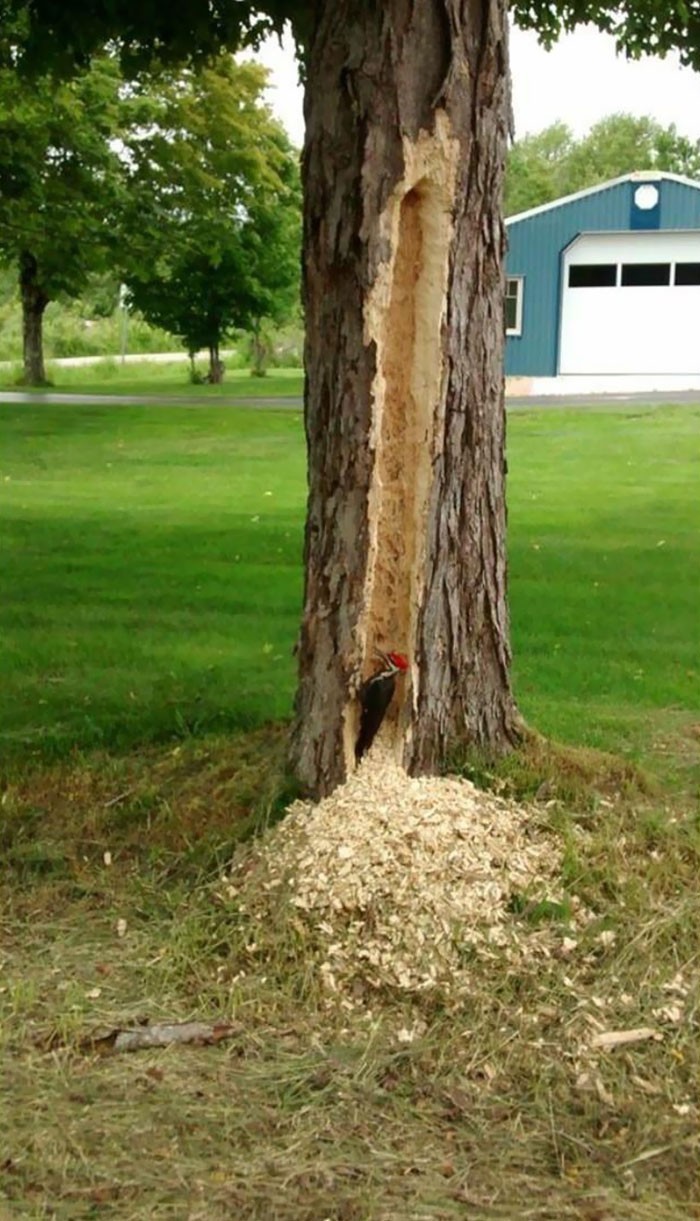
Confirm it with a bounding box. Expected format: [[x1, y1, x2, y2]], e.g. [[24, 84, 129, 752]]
[[291, 0, 522, 797], [20, 251, 50, 385], [208, 342, 224, 383]]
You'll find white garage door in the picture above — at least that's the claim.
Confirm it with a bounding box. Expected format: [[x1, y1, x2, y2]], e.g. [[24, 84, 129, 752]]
[[559, 231, 700, 375]]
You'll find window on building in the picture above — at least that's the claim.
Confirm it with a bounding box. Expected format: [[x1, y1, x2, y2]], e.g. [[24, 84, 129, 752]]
[[568, 264, 617, 288], [505, 277, 523, 335], [674, 262, 700, 286], [621, 263, 671, 286]]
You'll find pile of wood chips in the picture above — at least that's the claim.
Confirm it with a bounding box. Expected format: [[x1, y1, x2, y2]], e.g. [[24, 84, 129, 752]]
[[222, 745, 566, 1000]]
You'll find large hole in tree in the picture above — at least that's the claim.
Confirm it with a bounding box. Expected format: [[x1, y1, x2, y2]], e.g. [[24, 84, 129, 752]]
[[360, 178, 449, 753]]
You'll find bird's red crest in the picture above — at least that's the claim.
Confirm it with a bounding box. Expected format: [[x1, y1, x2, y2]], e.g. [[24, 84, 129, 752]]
[[387, 651, 409, 671]]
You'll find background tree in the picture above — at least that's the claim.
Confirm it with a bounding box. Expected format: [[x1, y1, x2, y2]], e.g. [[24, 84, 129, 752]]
[[505, 121, 576, 216], [506, 114, 700, 215], [565, 113, 700, 193], [118, 58, 301, 383], [0, 56, 124, 383], [5, 0, 699, 795]]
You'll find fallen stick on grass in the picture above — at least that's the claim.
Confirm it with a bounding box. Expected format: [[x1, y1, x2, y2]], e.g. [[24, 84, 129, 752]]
[[78, 1021, 241, 1055], [590, 1027, 660, 1051]]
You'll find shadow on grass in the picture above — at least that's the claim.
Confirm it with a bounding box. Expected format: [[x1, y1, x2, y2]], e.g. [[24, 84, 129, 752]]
[[0, 723, 301, 898]]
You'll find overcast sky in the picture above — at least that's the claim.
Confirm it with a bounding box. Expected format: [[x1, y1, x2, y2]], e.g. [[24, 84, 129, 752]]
[[255, 24, 700, 149]]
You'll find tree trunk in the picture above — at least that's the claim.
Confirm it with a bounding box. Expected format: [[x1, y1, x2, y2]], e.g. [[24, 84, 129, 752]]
[[208, 343, 224, 383], [291, 0, 522, 797], [250, 321, 270, 377], [20, 252, 49, 386]]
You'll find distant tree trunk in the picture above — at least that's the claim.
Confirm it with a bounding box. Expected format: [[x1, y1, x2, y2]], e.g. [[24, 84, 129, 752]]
[[291, 0, 522, 797], [20, 252, 49, 385], [250, 319, 270, 377], [208, 343, 224, 383]]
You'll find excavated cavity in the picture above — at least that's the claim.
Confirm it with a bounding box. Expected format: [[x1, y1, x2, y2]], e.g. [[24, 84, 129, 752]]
[[344, 114, 459, 771], [373, 185, 424, 656]]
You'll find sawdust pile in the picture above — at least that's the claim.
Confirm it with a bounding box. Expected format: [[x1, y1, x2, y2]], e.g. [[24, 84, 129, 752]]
[[221, 747, 568, 1000]]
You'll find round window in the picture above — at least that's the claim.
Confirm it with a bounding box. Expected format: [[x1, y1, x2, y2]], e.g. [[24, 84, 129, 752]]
[[634, 184, 659, 211]]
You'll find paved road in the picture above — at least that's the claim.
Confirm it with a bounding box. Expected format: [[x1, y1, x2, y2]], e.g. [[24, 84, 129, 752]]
[[508, 390, 700, 408], [1, 390, 699, 409], [0, 349, 236, 371], [0, 392, 302, 409]]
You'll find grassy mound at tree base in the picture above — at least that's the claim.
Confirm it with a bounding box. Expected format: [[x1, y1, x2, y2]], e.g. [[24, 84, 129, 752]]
[[2, 731, 699, 1219], [455, 728, 657, 806]]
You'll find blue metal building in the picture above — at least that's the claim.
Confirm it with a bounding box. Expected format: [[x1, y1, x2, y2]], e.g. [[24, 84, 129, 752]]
[[505, 172, 700, 377]]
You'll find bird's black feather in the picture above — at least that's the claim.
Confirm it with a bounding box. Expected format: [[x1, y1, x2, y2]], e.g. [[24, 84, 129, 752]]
[[355, 671, 397, 761]]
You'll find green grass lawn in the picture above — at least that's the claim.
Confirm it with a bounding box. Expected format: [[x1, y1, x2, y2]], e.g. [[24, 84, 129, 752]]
[[0, 403, 305, 763], [2, 399, 700, 1220], [508, 405, 700, 763], [1, 358, 305, 398], [1, 399, 698, 770]]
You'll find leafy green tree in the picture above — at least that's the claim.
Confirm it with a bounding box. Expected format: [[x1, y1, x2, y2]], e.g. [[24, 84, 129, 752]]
[[507, 114, 700, 215], [0, 57, 124, 383], [5, 0, 700, 793], [5, 3, 699, 73], [79, 271, 121, 319], [118, 58, 300, 383], [505, 121, 576, 215], [565, 114, 700, 193]]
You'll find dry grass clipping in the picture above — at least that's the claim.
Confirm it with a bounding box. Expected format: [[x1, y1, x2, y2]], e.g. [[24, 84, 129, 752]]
[[221, 745, 576, 1002]]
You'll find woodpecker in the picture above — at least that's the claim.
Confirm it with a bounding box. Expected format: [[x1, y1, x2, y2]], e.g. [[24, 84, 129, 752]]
[[355, 650, 409, 762]]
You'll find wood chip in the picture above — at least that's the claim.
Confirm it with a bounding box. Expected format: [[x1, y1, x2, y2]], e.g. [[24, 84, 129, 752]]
[[223, 744, 566, 999]]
